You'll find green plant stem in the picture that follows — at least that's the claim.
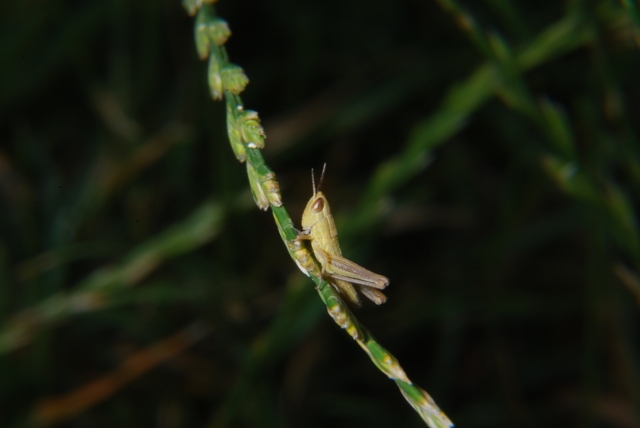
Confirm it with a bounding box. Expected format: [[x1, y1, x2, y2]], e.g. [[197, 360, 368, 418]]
[[185, 0, 640, 424], [186, 2, 454, 427]]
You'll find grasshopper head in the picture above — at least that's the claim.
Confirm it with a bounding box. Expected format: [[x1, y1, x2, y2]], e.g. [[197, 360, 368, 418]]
[[301, 165, 330, 231], [301, 191, 331, 230]]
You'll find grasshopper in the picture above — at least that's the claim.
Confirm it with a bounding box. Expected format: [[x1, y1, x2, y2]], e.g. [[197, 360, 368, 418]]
[[297, 165, 389, 306]]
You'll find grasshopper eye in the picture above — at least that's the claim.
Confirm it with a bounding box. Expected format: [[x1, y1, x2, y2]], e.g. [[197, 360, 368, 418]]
[[311, 198, 324, 213]]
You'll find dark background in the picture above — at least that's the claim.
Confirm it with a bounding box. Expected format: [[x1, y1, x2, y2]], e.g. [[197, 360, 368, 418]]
[[1, 0, 640, 427]]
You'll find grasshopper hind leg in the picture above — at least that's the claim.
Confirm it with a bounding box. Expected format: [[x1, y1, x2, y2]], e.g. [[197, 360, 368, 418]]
[[356, 286, 387, 305], [329, 278, 361, 307], [313, 248, 362, 306]]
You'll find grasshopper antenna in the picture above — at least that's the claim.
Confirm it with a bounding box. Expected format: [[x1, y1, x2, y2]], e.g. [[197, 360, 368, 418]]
[[317, 163, 327, 193], [311, 168, 316, 196]]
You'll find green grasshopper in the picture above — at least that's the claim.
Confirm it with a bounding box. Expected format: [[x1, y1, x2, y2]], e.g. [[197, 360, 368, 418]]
[[297, 165, 389, 306]]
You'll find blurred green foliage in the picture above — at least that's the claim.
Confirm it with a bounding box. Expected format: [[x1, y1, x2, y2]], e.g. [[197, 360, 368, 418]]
[[1, 0, 639, 427]]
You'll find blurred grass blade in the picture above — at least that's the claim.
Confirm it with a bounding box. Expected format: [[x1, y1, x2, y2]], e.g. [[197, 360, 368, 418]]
[[614, 263, 640, 306], [32, 322, 210, 426], [0, 200, 224, 354]]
